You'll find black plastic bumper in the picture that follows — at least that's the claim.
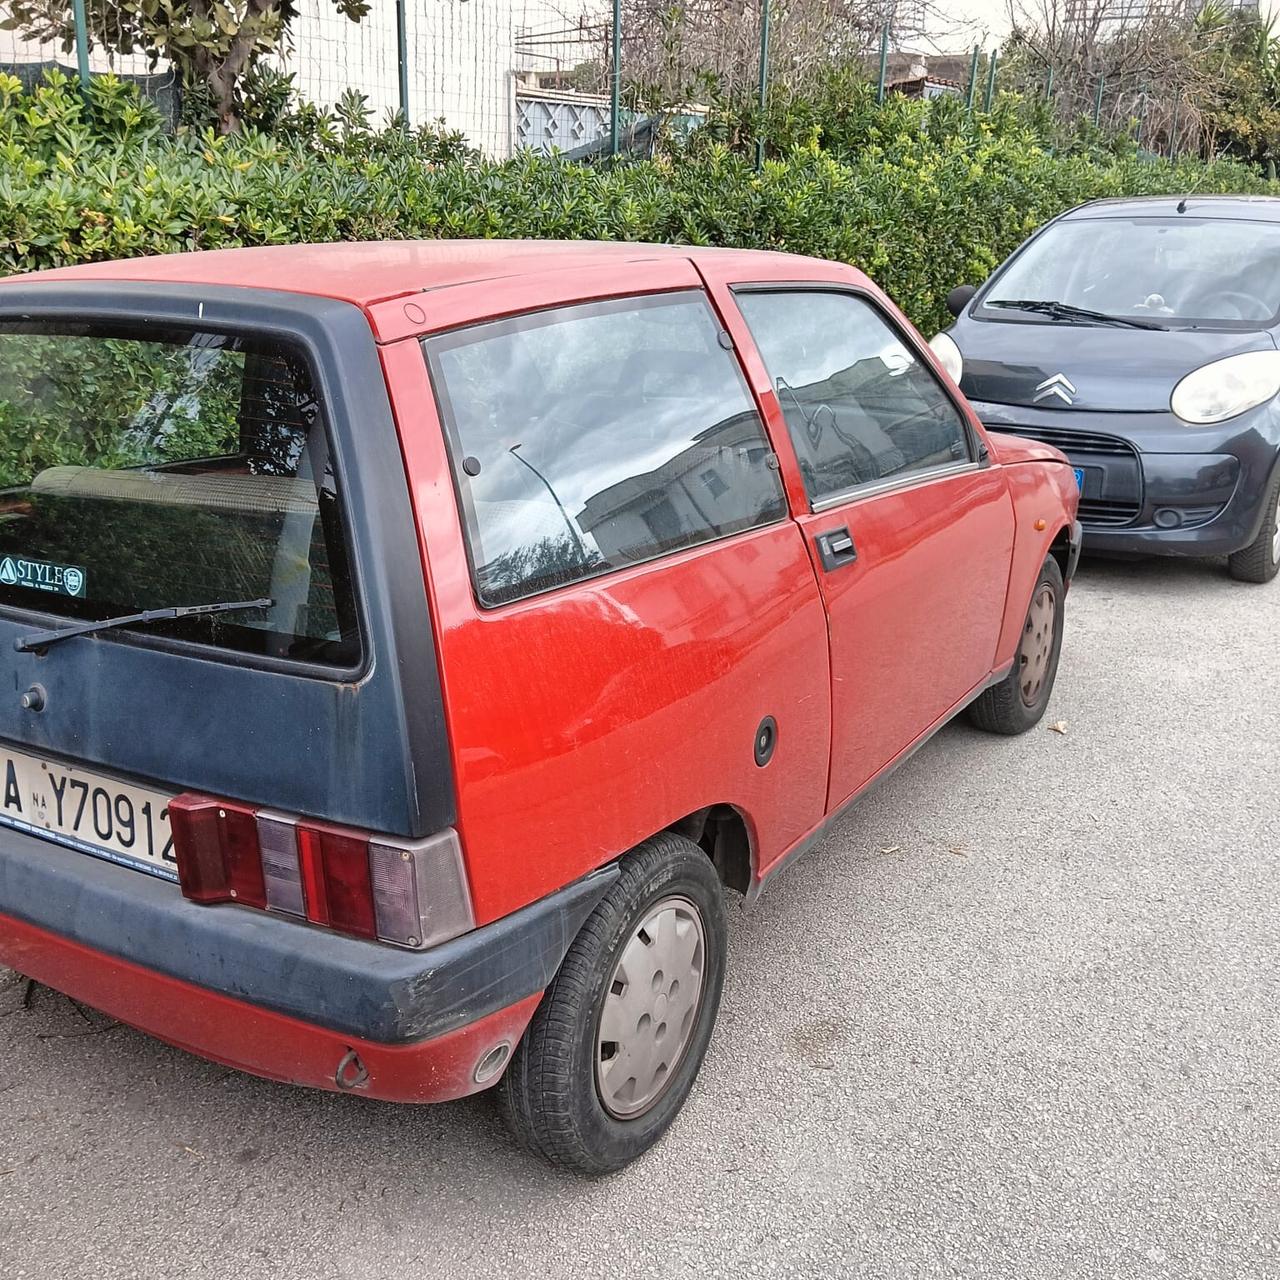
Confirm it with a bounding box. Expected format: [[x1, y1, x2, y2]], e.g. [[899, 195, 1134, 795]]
[[973, 400, 1280, 558], [0, 826, 616, 1044]]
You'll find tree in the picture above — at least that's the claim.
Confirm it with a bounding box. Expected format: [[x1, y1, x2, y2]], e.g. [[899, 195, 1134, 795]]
[[1002, 0, 1280, 164], [2, 0, 370, 133]]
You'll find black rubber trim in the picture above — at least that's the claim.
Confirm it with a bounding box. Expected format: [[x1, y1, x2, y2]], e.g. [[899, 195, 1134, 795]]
[[1066, 519, 1083, 583], [0, 825, 618, 1044]]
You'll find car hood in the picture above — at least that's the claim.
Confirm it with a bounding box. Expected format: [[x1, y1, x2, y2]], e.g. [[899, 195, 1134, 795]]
[[952, 319, 1277, 413]]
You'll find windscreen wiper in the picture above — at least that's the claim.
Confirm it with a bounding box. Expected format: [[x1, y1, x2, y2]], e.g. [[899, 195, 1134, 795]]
[[14, 597, 273, 653], [987, 299, 1167, 330]]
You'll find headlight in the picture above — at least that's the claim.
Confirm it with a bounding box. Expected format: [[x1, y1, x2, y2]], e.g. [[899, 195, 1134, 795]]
[[1171, 351, 1280, 425], [928, 331, 964, 385]]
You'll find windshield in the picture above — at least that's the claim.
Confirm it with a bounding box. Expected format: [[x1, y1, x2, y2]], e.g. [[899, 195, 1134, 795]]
[[0, 321, 360, 666], [983, 216, 1280, 326]]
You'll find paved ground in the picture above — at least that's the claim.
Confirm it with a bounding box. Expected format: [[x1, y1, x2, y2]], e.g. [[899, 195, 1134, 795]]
[[1, 554, 1277, 1280]]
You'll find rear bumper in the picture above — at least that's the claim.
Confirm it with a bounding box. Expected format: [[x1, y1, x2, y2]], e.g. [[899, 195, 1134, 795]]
[[0, 828, 617, 1101]]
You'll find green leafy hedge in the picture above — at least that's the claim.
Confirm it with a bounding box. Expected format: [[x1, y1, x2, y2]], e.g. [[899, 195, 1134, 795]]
[[1, 70, 1273, 338]]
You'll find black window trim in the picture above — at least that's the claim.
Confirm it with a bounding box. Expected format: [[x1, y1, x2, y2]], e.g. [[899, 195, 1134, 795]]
[[0, 299, 369, 682], [730, 281, 986, 512], [422, 288, 789, 611]]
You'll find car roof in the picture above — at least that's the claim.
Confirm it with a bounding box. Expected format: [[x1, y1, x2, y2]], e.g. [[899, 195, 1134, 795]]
[[1, 240, 822, 309], [1061, 194, 1280, 223]]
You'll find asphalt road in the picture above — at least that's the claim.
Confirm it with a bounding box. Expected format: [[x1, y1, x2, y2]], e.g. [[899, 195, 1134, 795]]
[[2, 554, 1277, 1280]]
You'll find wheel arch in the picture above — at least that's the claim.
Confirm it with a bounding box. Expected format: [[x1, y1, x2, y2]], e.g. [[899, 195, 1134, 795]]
[[663, 804, 754, 896], [1048, 522, 1074, 583]]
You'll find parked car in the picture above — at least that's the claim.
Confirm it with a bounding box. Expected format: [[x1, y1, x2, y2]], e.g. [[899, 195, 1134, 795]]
[[0, 242, 1079, 1175], [930, 195, 1280, 583]]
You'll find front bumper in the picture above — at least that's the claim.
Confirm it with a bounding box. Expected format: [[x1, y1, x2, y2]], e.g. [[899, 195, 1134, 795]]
[[974, 400, 1280, 558], [0, 827, 616, 1101]]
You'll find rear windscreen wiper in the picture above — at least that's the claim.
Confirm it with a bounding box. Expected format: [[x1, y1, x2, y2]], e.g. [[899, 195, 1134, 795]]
[[987, 299, 1167, 330], [14, 597, 273, 653]]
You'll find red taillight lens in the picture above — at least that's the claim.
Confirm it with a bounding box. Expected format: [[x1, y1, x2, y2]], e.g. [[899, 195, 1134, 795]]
[[169, 797, 266, 909], [297, 825, 377, 940], [169, 794, 474, 950]]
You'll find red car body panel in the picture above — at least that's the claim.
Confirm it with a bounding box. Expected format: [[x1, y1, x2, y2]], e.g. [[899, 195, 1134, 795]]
[[0, 241, 1080, 1101], [382, 338, 832, 922]]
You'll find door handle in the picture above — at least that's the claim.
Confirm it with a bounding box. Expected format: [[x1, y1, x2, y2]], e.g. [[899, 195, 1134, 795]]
[[815, 526, 858, 572]]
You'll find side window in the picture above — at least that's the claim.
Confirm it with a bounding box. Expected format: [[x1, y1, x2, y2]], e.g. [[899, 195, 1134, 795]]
[[735, 290, 972, 505], [425, 292, 787, 607]]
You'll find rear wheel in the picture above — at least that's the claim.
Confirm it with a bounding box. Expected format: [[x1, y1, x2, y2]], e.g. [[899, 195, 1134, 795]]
[[968, 554, 1065, 735], [498, 832, 727, 1176], [1228, 469, 1280, 584]]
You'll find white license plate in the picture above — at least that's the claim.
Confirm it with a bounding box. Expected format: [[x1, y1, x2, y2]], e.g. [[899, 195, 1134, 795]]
[[0, 745, 177, 879]]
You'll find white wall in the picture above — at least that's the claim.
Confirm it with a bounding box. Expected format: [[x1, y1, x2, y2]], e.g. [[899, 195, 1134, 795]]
[[280, 0, 600, 155], [282, 0, 517, 154], [2, 0, 600, 157]]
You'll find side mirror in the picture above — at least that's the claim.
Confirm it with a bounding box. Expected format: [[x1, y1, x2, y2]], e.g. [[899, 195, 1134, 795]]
[[946, 284, 978, 318]]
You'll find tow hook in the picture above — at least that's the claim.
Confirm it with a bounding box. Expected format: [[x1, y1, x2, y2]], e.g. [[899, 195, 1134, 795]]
[[335, 1049, 370, 1091]]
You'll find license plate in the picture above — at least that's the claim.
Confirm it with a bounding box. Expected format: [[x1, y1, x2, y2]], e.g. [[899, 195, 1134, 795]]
[[0, 745, 177, 879], [1073, 467, 1085, 490]]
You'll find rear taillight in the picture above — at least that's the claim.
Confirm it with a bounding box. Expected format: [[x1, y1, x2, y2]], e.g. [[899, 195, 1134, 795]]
[[169, 796, 474, 950]]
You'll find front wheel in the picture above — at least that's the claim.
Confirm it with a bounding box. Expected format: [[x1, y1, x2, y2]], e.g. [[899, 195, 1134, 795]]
[[1228, 469, 1280, 584], [498, 832, 727, 1176], [968, 554, 1065, 735]]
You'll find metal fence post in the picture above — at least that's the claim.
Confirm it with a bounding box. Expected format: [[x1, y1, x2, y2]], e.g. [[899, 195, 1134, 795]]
[[966, 45, 979, 113], [1093, 77, 1104, 128], [1169, 98, 1180, 159], [983, 48, 997, 112], [71, 0, 91, 89], [876, 25, 889, 105], [1044, 66, 1054, 99], [755, 0, 771, 171], [610, 0, 621, 158], [395, 0, 410, 127], [1135, 84, 1147, 148]]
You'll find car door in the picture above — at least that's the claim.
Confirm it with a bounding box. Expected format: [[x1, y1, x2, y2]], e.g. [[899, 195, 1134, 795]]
[[705, 271, 1016, 813]]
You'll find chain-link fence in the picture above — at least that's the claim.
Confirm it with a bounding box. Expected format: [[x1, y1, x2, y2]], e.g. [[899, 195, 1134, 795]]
[[0, 0, 1233, 161]]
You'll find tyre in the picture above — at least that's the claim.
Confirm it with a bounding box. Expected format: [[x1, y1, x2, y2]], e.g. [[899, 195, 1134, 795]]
[[498, 832, 727, 1176], [968, 554, 1065, 736], [1228, 468, 1280, 584]]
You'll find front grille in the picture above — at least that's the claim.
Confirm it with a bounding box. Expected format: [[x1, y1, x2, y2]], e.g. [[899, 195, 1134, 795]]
[[997, 424, 1137, 458], [996, 424, 1142, 528], [1077, 498, 1142, 527]]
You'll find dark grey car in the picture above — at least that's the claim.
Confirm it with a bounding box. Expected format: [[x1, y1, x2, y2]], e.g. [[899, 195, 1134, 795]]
[[932, 195, 1280, 582]]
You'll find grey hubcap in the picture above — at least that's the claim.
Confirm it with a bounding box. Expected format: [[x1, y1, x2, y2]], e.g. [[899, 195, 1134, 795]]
[[1019, 585, 1056, 706], [1271, 489, 1280, 565], [595, 896, 706, 1120]]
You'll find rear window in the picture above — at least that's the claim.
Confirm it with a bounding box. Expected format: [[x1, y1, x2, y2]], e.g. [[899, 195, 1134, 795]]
[[0, 321, 360, 667], [425, 292, 786, 607]]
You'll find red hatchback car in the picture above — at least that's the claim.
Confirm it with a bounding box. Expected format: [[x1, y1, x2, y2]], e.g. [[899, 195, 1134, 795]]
[[0, 242, 1079, 1174]]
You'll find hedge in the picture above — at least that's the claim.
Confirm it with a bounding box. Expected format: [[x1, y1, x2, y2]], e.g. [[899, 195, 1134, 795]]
[[1, 70, 1274, 337]]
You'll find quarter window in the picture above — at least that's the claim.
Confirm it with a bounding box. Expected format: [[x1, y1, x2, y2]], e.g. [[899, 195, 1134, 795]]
[[426, 293, 786, 606], [736, 290, 972, 504]]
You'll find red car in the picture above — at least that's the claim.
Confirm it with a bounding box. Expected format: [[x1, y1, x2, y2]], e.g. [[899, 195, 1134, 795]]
[[0, 242, 1079, 1174]]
